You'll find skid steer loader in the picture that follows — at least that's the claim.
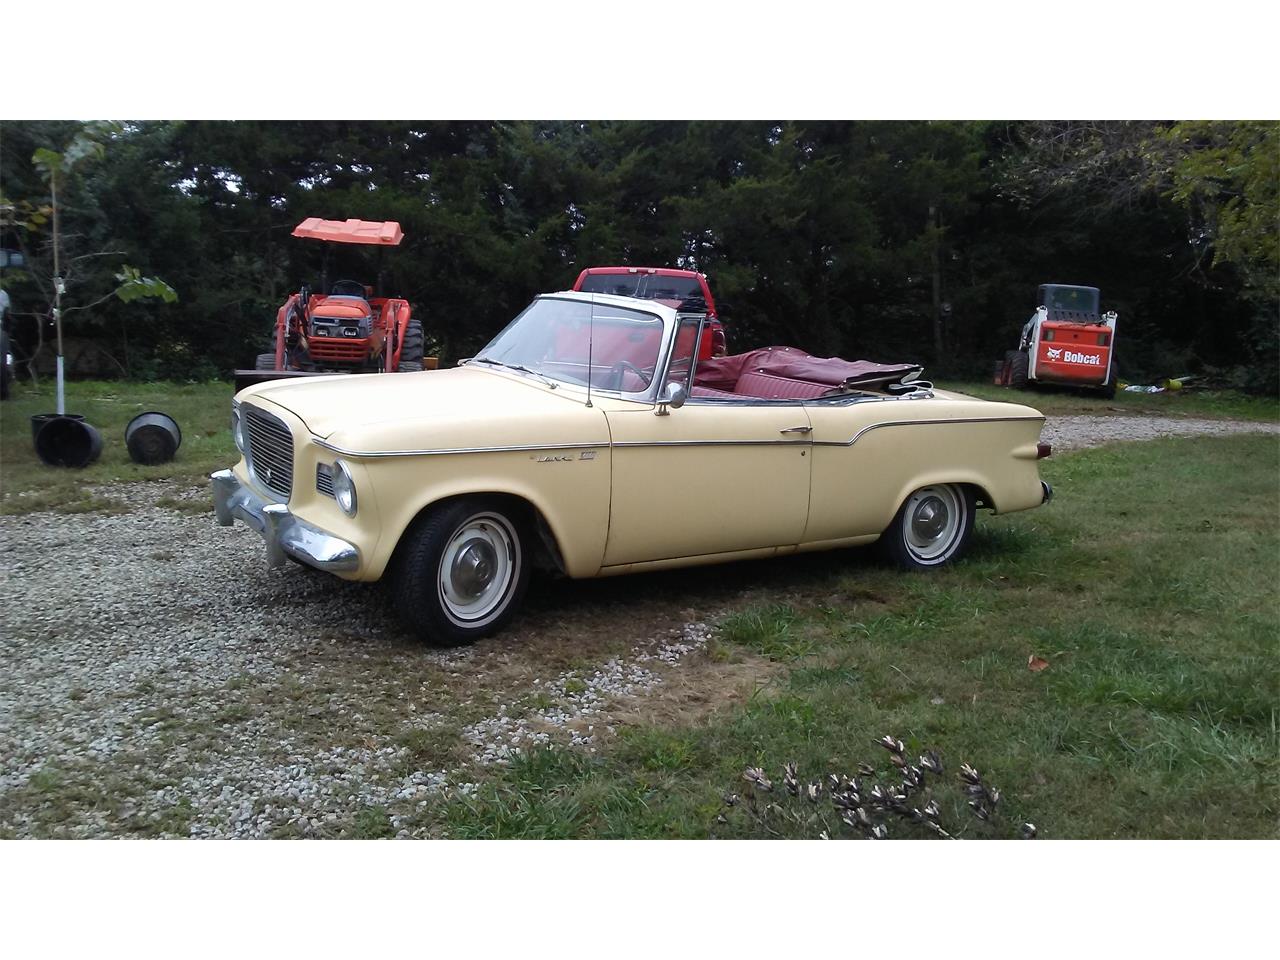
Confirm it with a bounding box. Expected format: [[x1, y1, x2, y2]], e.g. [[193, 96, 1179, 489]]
[[996, 284, 1117, 398]]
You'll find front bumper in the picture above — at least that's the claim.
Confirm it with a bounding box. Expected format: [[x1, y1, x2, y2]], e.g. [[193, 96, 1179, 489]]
[[211, 468, 360, 573]]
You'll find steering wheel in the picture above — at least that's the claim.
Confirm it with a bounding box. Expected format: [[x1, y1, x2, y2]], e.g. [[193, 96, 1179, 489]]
[[606, 360, 648, 391], [331, 279, 367, 298]]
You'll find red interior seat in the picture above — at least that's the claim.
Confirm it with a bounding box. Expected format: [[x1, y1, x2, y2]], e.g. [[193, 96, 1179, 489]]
[[733, 370, 832, 400], [690, 385, 739, 399]]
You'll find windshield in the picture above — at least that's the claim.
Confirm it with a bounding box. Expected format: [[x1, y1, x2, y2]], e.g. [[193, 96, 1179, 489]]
[[577, 273, 704, 302], [1041, 285, 1099, 313], [475, 297, 665, 391]]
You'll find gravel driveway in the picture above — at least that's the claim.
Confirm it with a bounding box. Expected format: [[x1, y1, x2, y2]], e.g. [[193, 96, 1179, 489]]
[[1039, 415, 1278, 452], [1, 414, 1275, 837]]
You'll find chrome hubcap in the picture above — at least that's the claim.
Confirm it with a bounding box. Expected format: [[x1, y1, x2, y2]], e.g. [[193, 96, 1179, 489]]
[[911, 496, 948, 542], [450, 539, 498, 598]]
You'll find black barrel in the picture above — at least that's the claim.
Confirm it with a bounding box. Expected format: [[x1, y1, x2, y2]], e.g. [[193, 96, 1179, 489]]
[[125, 411, 182, 465], [34, 415, 103, 468], [31, 412, 84, 442]]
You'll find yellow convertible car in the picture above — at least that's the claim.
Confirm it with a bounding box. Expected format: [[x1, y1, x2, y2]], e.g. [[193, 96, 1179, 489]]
[[213, 291, 1052, 645]]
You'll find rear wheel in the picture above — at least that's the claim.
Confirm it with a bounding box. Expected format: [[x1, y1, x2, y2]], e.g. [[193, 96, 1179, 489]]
[[397, 319, 424, 371], [393, 498, 530, 646], [254, 352, 277, 371], [879, 483, 975, 570], [1008, 350, 1029, 389]]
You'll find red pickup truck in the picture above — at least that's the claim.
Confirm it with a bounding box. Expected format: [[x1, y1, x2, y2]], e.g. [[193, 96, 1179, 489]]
[[572, 266, 727, 357]]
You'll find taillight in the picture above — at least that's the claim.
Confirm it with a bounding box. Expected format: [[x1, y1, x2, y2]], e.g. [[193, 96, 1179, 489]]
[[1037, 442, 1052, 460], [1043, 329, 1055, 341], [1097, 333, 1110, 346]]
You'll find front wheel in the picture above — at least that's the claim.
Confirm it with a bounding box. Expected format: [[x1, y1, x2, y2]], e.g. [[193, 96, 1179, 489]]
[[1007, 350, 1029, 389], [879, 483, 975, 570], [393, 499, 530, 646]]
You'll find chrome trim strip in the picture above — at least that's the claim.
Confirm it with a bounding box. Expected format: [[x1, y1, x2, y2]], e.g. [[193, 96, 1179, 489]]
[[810, 416, 1045, 448], [312, 416, 1041, 458], [612, 439, 812, 448], [313, 439, 609, 458]]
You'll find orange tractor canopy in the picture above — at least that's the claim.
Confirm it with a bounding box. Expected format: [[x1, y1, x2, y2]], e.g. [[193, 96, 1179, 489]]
[[238, 219, 426, 390], [996, 284, 1118, 398]]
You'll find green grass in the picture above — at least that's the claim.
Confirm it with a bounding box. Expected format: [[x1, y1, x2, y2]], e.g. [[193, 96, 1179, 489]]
[[941, 379, 1279, 421], [352, 806, 396, 839], [0, 378, 237, 514], [436, 434, 1280, 838]]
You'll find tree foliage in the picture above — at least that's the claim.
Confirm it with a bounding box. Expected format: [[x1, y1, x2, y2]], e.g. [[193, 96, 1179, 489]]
[[1, 120, 1274, 390]]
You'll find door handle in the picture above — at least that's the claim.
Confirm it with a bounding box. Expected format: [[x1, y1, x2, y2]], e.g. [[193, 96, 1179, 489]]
[[779, 425, 812, 435]]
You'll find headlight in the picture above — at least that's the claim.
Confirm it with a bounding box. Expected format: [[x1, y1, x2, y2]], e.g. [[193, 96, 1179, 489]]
[[231, 405, 246, 454], [332, 459, 357, 517], [232, 401, 247, 455]]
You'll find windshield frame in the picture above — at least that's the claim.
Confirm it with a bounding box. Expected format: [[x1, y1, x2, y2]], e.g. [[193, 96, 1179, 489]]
[[468, 292, 677, 404]]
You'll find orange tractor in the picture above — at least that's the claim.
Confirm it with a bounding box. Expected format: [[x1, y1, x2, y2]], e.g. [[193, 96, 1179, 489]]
[[242, 218, 425, 388], [996, 283, 1118, 398]]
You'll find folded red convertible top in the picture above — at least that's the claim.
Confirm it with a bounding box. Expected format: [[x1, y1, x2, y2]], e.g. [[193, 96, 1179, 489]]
[[694, 347, 923, 393]]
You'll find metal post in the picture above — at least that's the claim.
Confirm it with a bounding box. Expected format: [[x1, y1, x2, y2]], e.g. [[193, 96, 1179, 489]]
[[52, 169, 65, 415]]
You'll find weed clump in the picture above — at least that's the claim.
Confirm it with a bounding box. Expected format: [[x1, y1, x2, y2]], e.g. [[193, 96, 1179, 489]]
[[718, 734, 1037, 840]]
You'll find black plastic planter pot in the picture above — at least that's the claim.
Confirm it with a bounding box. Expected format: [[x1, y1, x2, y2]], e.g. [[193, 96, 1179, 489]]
[[125, 411, 182, 465], [34, 415, 103, 468], [31, 412, 84, 443]]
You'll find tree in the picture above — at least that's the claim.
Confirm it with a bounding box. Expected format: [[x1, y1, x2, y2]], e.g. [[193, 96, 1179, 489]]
[[5, 122, 176, 406]]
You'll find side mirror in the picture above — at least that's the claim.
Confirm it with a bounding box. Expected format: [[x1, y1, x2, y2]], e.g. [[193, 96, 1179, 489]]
[[656, 381, 687, 416]]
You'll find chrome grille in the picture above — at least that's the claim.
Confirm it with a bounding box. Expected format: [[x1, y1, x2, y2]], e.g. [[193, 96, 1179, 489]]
[[243, 405, 294, 499], [315, 463, 335, 498]]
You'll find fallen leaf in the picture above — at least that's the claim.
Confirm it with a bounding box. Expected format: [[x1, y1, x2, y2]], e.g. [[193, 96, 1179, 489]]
[[1028, 655, 1050, 672]]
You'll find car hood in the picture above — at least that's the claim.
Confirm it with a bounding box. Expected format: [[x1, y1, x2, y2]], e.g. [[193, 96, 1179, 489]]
[[238, 366, 610, 453]]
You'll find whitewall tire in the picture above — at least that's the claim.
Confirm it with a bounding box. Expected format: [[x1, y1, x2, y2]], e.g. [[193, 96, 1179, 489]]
[[880, 483, 975, 570]]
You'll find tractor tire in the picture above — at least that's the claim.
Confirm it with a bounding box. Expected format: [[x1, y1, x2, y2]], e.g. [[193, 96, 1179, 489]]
[[1008, 350, 1029, 389], [255, 352, 278, 371], [397, 319, 424, 371]]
